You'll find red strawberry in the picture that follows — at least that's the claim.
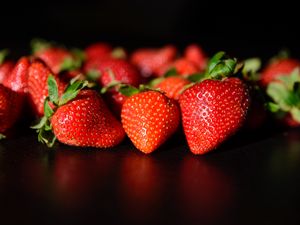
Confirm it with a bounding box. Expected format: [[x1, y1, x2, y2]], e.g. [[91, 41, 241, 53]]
[[157, 58, 199, 76], [154, 76, 191, 100], [0, 49, 14, 83], [31, 39, 82, 74], [184, 44, 207, 72], [84, 42, 112, 61], [131, 45, 177, 77], [85, 58, 141, 115], [0, 84, 23, 135], [179, 78, 250, 154], [51, 90, 125, 147], [0, 62, 14, 84], [3, 57, 30, 94], [260, 58, 300, 87], [28, 60, 67, 117], [121, 90, 180, 153]]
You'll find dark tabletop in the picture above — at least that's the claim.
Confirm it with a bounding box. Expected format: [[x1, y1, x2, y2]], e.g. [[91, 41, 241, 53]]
[[1, 128, 300, 225]]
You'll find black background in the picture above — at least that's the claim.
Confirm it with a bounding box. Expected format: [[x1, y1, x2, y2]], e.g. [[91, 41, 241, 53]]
[[1, 0, 300, 60]]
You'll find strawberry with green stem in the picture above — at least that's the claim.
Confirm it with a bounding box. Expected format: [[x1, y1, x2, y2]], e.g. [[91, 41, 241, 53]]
[[266, 68, 300, 127], [121, 87, 180, 154], [28, 60, 67, 117], [32, 76, 125, 147], [31, 38, 83, 74], [260, 51, 300, 87], [85, 58, 141, 116], [179, 52, 250, 155]]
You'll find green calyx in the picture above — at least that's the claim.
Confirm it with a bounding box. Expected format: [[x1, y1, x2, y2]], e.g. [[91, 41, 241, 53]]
[[31, 75, 88, 147], [242, 57, 261, 82], [60, 56, 83, 73], [266, 68, 300, 123], [205, 51, 240, 80], [0, 49, 9, 64], [0, 133, 6, 140], [30, 38, 53, 54], [111, 47, 127, 59]]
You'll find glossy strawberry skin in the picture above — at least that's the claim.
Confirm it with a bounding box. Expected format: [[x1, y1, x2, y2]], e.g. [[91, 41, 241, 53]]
[[179, 78, 250, 155], [155, 76, 191, 100], [260, 59, 300, 87], [0, 61, 14, 84], [27, 60, 67, 117], [131, 45, 177, 77], [51, 90, 125, 148], [158, 58, 199, 76], [121, 91, 180, 153], [35, 48, 74, 74], [0, 84, 23, 133], [184, 44, 207, 72], [3, 57, 30, 94]]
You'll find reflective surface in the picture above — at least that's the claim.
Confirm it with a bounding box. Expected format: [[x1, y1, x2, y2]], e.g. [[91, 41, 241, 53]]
[[1, 129, 300, 225]]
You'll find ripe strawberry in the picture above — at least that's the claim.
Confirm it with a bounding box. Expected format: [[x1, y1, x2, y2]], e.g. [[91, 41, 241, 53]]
[[85, 58, 141, 115], [154, 76, 191, 100], [84, 42, 112, 61], [52, 90, 125, 148], [32, 76, 125, 148], [179, 78, 249, 154], [28, 60, 67, 117], [184, 44, 207, 72], [0, 49, 14, 83], [131, 45, 177, 77], [121, 90, 180, 153], [31, 39, 82, 74], [0, 84, 23, 135], [179, 52, 250, 154], [3, 57, 30, 94], [157, 58, 199, 77], [260, 58, 300, 87]]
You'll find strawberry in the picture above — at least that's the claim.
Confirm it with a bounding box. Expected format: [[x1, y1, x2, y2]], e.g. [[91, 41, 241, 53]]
[[131, 45, 177, 77], [179, 52, 250, 154], [154, 76, 191, 100], [85, 58, 141, 115], [121, 90, 180, 153], [157, 58, 199, 77], [3, 57, 30, 94], [0, 84, 23, 136], [266, 68, 300, 127], [31, 39, 82, 74], [184, 44, 207, 72], [84, 42, 112, 61], [32, 76, 125, 148], [0, 49, 14, 84], [260, 58, 300, 87], [28, 60, 67, 117]]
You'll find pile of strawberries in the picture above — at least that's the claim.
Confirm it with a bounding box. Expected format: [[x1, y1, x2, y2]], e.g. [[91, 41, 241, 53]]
[[1, 40, 300, 155]]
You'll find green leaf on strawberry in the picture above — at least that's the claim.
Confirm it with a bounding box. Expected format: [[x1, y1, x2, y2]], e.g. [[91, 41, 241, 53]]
[[164, 67, 178, 77], [0, 49, 9, 64], [266, 68, 300, 124], [31, 75, 88, 147]]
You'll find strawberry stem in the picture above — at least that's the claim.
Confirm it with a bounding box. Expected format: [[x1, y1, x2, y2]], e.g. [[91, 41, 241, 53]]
[[0, 49, 9, 64]]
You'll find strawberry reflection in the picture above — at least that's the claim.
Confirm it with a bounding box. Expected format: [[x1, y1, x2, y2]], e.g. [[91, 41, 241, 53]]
[[119, 151, 164, 222], [180, 155, 235, 224], [53, 149, 115, 209]]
